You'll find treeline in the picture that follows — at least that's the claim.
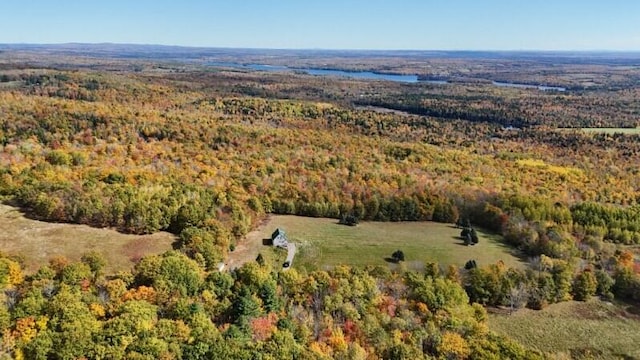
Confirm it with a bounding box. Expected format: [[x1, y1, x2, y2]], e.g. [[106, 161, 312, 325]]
[[571, 202, 640, 244], [353, 88, 640, 129], [502, 129, 640, 161], [457, 197, 640, 304], [11, 179, 239, 237], [463, 252, 640, 308], [271, 194, 458, 223], [355, 96, 530, 128], [0, 252, 541, 359]]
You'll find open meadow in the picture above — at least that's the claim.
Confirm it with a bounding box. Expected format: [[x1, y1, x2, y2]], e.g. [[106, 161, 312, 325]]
[[489, 300, 640, 359], [580, 127, 640, 135], [243, 215, 524, 271], [0, 204, 176, 273]]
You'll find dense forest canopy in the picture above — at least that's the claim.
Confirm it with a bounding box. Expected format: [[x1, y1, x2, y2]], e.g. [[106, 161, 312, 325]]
[[1, 48, 640, 359]]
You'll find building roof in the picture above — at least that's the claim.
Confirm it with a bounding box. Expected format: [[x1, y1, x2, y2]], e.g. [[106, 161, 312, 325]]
[[271, 228, 286, 240]]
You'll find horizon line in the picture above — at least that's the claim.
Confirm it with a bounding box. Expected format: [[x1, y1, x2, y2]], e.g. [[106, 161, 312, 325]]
[[1, 42, 640, 54]]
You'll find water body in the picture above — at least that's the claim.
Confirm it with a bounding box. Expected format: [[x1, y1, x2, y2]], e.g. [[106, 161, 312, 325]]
[[208, 62, 419, 83], [304, 68, 419, 83], [208, 62, 566, 90]]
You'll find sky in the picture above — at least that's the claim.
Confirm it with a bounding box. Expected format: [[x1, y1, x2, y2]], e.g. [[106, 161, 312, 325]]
[[1, 0, 639, 51]]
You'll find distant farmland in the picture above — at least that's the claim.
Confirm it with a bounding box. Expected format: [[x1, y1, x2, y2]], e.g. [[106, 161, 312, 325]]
[[557, 127, 640, 135], [581, 127, 640, 135], [252, 215, 524, 271]]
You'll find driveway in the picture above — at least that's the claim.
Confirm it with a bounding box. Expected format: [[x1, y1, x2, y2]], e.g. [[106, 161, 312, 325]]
[[283, 243, 296, 270]]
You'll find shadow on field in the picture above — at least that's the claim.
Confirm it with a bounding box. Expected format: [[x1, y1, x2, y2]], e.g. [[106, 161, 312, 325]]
[[605, 349, 635, 360], [624, 304, 640, 319], [452, 236, 470, 246]]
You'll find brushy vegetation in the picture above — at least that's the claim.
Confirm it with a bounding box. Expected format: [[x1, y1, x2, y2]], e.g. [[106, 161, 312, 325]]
[[489, 300, 640, 359]]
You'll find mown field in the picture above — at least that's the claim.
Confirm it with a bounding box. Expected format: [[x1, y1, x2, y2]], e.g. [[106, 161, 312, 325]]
[[580, 127, 640, 135], [0, 204, 176, 273], [489, 300, 640, 359], [250, 215, 524, 271]]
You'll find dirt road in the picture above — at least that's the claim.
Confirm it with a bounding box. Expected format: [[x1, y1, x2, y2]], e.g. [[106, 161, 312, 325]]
[[225, 216, 271, 270]]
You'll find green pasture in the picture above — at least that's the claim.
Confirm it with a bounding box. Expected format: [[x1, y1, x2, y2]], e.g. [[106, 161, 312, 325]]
[[259, 215, 524, 271]]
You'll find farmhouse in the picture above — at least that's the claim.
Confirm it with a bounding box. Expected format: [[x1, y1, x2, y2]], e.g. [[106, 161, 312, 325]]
[[271, 228, 288, 248]]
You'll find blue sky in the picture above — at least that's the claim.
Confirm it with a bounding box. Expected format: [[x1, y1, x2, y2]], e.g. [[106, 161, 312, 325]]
[[1, 0, 639, 50]]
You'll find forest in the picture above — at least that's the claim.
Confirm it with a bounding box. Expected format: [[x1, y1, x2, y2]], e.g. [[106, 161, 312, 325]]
[[0, 47, 640, 359]]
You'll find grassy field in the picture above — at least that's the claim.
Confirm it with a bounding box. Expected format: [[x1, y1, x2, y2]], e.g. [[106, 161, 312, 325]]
[[0, 81, 22, 89], [580, 127, 640, 135], [249, 215, 524, 271], [0, 204, 176, 273], [489, 300, 640, 359]]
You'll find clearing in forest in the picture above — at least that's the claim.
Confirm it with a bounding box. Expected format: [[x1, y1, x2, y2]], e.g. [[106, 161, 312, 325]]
[[580, 127, 640, 135], [0, 204, 176, 273], [236, 215, 524, 271]]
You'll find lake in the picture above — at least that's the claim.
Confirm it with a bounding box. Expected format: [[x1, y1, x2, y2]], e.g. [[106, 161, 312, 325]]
[[304, 68, 419, 83], [208, 62, 566, 90], [208, 62, 419, 83]]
